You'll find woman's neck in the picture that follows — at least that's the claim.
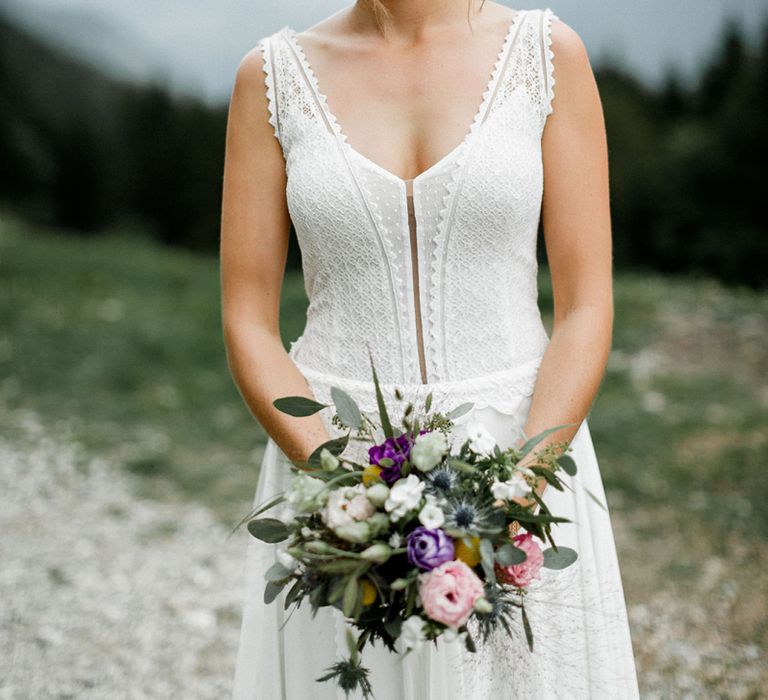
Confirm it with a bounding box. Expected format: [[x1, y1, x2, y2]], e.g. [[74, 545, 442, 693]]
[[348, 0, 487, 42]]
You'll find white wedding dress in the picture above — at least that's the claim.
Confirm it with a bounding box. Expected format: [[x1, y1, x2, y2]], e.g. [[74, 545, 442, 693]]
[[232, 8, 640, 698]]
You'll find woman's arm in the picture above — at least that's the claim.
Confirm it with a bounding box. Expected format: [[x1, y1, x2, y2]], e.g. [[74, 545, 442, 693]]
[[220, 46, 332, 464], [515, 19, 613, 503]]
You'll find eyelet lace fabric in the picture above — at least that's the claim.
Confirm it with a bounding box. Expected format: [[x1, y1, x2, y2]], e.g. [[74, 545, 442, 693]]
[[258, 8, 558, 392], [232, 8, 641, 699]]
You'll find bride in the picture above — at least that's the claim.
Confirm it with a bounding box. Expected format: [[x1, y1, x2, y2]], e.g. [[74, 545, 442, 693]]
[[221, 0, 640, 697]]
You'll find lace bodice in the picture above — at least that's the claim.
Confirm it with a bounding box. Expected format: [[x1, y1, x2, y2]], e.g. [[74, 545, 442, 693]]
[[257, 8, 558, 392]]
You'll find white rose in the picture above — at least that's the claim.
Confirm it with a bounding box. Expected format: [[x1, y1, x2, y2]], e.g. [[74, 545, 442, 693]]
[[411, 431, 448, 472], [399, 615, 426, 652], [322, 484, 375, 529], [384, 474, 426, 522], [418, 503, 445, 529], [346, 492, 376, 521], [490, 474, 531, 501], [465, 421, 497, 458]]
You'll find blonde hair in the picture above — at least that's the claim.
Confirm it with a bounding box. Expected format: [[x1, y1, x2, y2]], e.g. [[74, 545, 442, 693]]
[[363, 0, 489, 36]]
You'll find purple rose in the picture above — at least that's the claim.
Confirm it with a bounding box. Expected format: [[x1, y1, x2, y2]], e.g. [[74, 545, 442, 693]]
[[368, 433, 415, 485], [406, 526, 455, 571]]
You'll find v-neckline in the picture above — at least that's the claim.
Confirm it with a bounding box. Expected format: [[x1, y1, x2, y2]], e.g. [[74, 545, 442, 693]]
[[282, 10, 526, 186]]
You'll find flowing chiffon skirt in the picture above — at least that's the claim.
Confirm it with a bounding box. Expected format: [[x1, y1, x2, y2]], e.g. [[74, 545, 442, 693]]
[[231, 361, 640, 699]]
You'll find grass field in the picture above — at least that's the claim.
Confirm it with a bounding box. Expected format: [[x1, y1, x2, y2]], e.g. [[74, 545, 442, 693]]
[[2, 213, 767, 693], [2, 214, 765, 528]]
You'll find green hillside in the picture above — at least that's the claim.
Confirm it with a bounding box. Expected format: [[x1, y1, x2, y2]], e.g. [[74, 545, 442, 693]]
[[2, 213, 766, 536], [1, 12, 766, 286]]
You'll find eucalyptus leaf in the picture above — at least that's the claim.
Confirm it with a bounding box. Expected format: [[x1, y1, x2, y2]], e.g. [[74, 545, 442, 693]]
[[317, 559, 367, 575], [479, 538, 497, 583], [328, 577, 348, 604], [264, 579, 286, 605], [542, 546, 578, 570], [529, 466, 564, 490], [307, 434, 349, 467], [284, 578, 304, 609], [227, 493, 286, 539], [264, 561, 292, 582], [383, 618, 402, 639], [331, 386, 363, 429], [517, 424, 574, 457], [273, 396, 329, 417], [447, 402, 474, 420], [424, 392, 433, 413], [557, 454, 578, 476], [247, 518, 290, 543], [342, 576, 359, 618], [495, 543, 527, 566]]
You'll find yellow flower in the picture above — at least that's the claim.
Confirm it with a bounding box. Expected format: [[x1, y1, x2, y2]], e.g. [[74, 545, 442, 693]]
[[361, 578, 378, 606], [362, 464, 383, 485], [454, 536, 481, 568]]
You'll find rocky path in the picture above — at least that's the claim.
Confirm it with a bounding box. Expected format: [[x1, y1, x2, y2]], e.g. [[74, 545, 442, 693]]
[[1, 410, 248, 699]]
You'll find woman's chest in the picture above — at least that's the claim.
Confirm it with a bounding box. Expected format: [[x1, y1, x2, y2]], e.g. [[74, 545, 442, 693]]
[[284, 96, 544, 252]]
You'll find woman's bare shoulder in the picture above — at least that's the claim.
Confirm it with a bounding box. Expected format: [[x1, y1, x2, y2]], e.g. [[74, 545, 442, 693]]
[[227, 41, 282, 148], [548, 14, 592, 73]]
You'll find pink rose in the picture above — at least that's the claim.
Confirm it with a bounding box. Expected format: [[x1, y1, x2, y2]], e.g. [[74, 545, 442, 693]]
[[418, 559, 484, 629], [495, 532, 544, 588]]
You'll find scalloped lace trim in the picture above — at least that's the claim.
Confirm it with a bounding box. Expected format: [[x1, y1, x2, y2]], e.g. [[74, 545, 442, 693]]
[[282, 10, 525, 186], [257, 36, 281, 144], [542, 8, 559, 124], [281, 26, 412, 382], [429, 9, 528, 381]]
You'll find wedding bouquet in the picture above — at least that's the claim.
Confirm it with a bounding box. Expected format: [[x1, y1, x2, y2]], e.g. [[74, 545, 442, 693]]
[[238, 354, 580, 698]]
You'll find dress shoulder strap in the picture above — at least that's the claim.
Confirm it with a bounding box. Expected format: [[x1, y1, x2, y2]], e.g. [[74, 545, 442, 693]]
[[539, 8, 559, 126], [256, 31, 283, 146], [488, 7, 560, 134]]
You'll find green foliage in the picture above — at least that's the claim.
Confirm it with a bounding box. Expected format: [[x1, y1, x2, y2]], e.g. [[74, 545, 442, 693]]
[[273, 396, 328, 417], [2, 216, 766, 540], [331, 386, 363, 429], [247, 518, 290, 543], [542, 546, 578, 570], [592, 16, 768, 287], [1, 13, 766, 285]]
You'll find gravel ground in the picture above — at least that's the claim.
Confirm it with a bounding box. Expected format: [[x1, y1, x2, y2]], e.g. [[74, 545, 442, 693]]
[[1, 410, 247, 699], [2, 409, 766, 699], [611, 503, 768, 699]]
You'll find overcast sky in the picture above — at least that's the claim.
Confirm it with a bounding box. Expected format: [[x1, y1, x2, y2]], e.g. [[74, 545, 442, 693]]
[[2, 0, 766, 104]]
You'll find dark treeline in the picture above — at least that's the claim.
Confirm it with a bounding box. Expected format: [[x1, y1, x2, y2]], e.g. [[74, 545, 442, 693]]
[[0, 13, 765, 286]]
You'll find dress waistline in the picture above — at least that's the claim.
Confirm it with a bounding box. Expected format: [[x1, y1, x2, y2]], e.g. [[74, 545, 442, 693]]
[[292, 354, 544, 419]]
